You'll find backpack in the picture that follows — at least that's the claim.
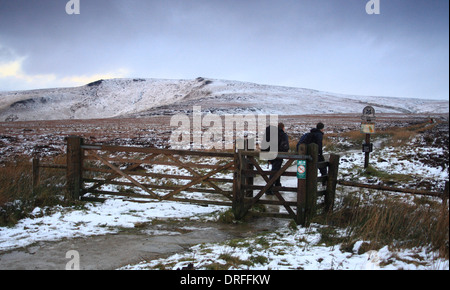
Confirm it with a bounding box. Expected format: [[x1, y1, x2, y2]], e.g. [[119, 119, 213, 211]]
[[296, 132, 314, 151], [278, 129, 289, 152]]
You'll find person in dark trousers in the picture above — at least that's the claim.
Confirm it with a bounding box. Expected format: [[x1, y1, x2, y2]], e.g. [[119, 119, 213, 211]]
[[311, 122, 327, 177], [265, 123, 289, 195], [300, 122, 327, 177]]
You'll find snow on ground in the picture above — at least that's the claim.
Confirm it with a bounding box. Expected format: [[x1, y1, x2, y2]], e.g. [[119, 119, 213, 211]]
[[117, 144, 449, 270], [1, 126, 448, 270], [339, 145, 448, 190], [0, 199, 226, 252], [119, 223, 448, 270]]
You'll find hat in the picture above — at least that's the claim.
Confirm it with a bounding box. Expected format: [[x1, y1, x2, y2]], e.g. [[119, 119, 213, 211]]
[[316, 122, 324, 130]]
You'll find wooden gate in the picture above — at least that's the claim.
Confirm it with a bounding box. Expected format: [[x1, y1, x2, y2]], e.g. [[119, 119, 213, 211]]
[[67, 136, 235, 207], [36, 135, 449, 226], [233, 142, 340, 226], [65, 136, 340, 225]]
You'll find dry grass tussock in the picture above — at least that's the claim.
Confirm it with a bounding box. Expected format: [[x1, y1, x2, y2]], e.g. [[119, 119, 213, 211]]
[[381, 122, 438, 147], [323, 192, 449, 259], [0, 159, 32, 206], [337, 120, 439, 148], [0, 155, 70, 226]]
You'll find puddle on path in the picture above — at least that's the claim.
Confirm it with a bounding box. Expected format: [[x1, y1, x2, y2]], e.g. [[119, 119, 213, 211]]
[[0, 217, 289, 270]]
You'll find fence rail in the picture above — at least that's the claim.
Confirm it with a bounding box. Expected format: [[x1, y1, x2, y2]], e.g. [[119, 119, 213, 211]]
[[338, 180, 449, 202], [80, 141, 235, 206], [32, 136, 449, 226], [54, 136, 341, 225]]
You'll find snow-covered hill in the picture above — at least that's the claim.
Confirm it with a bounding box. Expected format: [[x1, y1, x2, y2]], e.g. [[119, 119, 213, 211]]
[[0, 78, 448, 121]]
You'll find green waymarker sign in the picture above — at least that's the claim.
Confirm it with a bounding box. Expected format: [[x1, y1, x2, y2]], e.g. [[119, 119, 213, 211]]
[[297, 160, 307, 179]]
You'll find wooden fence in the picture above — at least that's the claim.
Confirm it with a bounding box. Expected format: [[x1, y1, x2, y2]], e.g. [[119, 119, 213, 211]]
[[32, 136, 449, 226], [338, 180, 449, 204], [31, 136, 337, 226], [68, 136, 236, 207]]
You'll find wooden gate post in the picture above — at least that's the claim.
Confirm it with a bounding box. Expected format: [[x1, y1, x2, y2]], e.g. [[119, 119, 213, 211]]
[[232, 148, 247, 220], [66, 136, 83, 200], [297, 144, 307, 225], [305, 143, 318, 226], [324, 154, 340, 214], [296, 143, 318, 226], [244, 138, 255, 198]]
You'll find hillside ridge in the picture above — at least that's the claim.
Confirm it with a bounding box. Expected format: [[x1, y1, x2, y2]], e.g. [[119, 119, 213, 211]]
[[0, 77, 448, 121]]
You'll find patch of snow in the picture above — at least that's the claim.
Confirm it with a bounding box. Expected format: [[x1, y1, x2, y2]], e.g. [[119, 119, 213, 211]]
[[0, 199, 226, 252], [119, 224, 449, 270]]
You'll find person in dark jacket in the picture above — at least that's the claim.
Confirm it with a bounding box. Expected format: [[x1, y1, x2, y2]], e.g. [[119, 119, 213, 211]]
[[310, 122, 327, 177], [265, 123, 289, 195]]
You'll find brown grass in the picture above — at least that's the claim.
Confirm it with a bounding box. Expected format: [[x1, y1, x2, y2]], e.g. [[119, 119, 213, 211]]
[[341, 130, 366, 143], [0, 159, 33, 226], [0, 156, 69, 226], [0, 159, 32, 206], [325, 193, 449, 259], [379, 121, 438, 147], [335, 121, 440, 149]]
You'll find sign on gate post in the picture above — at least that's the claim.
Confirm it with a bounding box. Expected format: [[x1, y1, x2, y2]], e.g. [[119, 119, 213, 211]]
[[297, 160, 307, 179], [361, 106, 376, 168]]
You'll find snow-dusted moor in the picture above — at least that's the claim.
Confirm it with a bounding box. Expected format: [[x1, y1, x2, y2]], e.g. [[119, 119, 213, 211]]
[[1, 78, 448, 122], [0, 78, 448, 270]]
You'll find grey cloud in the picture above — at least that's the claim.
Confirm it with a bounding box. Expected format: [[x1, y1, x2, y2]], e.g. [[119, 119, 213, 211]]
[[0, 0, 448, 99]]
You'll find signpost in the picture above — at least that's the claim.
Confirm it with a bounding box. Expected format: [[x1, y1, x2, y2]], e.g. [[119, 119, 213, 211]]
[[361, 106, 376, 168], [297, 160, 307, 179]]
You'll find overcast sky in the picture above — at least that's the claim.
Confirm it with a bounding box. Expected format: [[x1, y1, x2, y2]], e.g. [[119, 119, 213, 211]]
[[0, 0, 448, 100]]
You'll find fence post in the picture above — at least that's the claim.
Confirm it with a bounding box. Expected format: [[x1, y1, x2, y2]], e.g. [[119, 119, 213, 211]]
[[244, 138, 255, 198], [324, 154, 340, 214], [232, 148, 247, 220], [305, 143, 318, 226], [297, 144, 307, 225], [66, 136, 83, 201]]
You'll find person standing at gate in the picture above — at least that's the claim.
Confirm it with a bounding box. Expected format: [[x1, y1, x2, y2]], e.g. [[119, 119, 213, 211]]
[[264, 123, 289, 195], [297, 122, 327, 178]]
